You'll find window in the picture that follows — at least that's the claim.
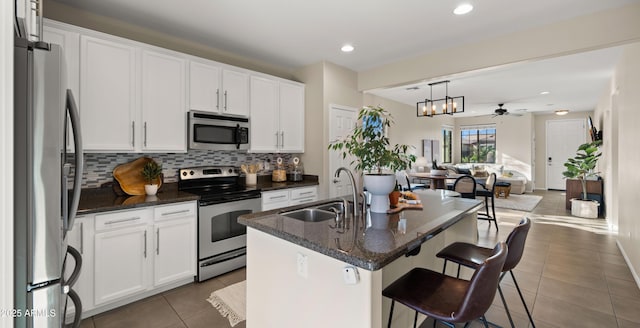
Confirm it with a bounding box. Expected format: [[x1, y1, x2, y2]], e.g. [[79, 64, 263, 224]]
[[442, 126, 453, 163], [460, 125, 496, 163]]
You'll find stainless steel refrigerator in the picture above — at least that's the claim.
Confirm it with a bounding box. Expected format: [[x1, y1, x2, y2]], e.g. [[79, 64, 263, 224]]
[[14, 35, 84, 327]]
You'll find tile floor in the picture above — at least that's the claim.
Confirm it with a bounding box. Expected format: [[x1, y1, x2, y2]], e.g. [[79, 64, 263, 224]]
[[77, 190, 640, 328]]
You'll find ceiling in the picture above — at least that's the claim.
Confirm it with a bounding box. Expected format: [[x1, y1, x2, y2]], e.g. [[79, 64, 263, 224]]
[[53, 0, 636, 116]]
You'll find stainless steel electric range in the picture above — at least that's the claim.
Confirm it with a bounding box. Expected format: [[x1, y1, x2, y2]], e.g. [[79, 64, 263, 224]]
[[178, 166, 261, 282]]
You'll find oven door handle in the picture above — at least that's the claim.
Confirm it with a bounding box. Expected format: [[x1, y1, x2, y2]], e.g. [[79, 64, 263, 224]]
[[199, 194, 261, 207]]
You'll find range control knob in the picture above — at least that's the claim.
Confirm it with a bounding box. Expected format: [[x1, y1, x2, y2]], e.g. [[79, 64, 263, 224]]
[[190, 170, 195, 175], [182, 171, 187, 176]]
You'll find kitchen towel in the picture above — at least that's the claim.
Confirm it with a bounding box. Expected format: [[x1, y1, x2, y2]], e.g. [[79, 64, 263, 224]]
[[207, 280, 246, 327]]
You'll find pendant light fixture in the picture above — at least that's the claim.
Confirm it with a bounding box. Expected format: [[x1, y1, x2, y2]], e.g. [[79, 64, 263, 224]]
[[416, 80, 464, 117]]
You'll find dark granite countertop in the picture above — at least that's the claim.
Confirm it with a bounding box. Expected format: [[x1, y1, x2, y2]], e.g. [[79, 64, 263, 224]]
[[239, 189, 483, 271], [77, 182, 199, 215], [77, 175, 319, 216]]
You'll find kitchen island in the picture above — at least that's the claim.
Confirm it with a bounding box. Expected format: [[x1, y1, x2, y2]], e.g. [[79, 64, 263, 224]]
[[239, 189, 483, 328]]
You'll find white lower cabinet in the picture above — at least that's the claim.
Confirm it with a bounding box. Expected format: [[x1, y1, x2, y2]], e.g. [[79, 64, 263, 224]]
[[261, 186, 318, 211], [63, 216, 94, 319], [73, 201, 196, 317], [152, 203, 197, 286], [93, 209, 151, 306]]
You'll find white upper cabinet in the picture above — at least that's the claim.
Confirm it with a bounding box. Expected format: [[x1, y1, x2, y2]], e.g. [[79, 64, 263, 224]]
[[80, 35, 137, 151], [250, 76, 305, 153], [189, 59, 249, 117], [141, 50, 187, 152]]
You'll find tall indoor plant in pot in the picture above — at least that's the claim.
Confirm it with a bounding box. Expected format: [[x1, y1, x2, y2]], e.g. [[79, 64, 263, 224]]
[[329, 106, 415, 213], [563, 140, 602, 218]]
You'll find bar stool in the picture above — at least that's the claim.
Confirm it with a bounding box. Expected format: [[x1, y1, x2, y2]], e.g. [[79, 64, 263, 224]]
[[436, 217, 534, 328], [383, 242, 508, 328], [476, 173, 499, 230]]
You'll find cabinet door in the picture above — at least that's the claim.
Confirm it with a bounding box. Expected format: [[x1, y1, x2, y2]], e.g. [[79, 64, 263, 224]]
[[261, 190, 290, 211], [63, 217, 94, 315], [249, 76, 279, 152], [141, 50, 187, 152], [279, 82, 305, 153], [94, 224, 149, 305], [80, 35, 137, 151], [189, 61, 221, 112], [43, 25, 80, 152], [221, 69, 249, 116], [153, 217, 196, 286]]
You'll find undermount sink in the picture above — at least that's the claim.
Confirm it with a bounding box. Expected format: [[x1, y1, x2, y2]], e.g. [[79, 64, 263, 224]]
[[281, 208, 336, 222]]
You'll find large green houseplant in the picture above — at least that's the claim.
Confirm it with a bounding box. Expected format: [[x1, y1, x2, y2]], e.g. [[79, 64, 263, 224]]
[[562, 140, 602, 218], [328, 106, 415, 212]]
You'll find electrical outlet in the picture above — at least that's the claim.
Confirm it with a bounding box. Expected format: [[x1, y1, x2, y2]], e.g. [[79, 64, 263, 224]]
[[297, 253, 308, 278]]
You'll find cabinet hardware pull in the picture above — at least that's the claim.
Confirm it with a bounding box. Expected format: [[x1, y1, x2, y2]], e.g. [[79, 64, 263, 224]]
[[224, 90, 228, 111], [156, 228, 160, 255], [161, 209, 190, 216], [300, 191, 313, 195], [104, 216, 141, 225], [80, 222, 84, 255], [144, 122, 148, 147], [274, 132, 279, 148], [131, 121, 135, 147], [216, 89, 220, 109], [280, 131, 284, 148], [144, 230, 147, 258], [271, 195, 287, 200]]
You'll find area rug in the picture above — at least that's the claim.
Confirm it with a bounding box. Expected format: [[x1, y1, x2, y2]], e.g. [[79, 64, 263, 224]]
[[207, 280, 246, 327], [480, 194, 543, 212]]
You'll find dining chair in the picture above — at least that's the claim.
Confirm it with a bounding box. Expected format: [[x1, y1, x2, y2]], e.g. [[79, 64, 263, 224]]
[[476, 172, 499, 230], [453, 175, 477, 199]]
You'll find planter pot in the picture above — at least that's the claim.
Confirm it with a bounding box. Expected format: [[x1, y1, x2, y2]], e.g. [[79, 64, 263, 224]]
[[145, 184, 159, 196], [570, 198, 599, 219], [430, 169, 447, 176], [363, 174, 396, 213]]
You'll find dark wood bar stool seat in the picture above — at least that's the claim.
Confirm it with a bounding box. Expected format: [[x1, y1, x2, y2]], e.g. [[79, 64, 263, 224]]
[[436, 217, 534, 328], [383, 242, 508, 328]]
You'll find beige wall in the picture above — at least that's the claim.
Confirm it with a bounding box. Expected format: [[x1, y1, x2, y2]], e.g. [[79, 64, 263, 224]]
[[533, 112, 592, 190], [45, 1, 295, 80], [605, 43, 640, 285]]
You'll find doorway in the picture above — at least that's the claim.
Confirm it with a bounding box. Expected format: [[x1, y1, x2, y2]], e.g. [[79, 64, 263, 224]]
[[546, 119, 586, 190], [329, 104, 358, 198]]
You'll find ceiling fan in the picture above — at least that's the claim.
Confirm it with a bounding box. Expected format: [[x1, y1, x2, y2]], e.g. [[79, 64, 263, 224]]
[[492, 104, 523, 117]]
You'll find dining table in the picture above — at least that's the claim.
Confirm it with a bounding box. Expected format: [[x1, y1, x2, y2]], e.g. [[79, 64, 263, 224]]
[[408, 172, 464, 190]]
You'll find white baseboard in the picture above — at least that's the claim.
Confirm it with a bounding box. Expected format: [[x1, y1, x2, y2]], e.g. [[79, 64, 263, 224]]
[[615, 239, 640, 290]]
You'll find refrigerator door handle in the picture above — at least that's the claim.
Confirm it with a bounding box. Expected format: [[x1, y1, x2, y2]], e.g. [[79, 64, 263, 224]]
[[65, 288, 83, 328], [66, 89, 83, 231], [63, 245, 82, 288]]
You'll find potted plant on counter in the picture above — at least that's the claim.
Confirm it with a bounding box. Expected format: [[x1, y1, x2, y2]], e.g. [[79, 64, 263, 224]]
[[563, 140, 602, 218], [142, 160, 163, 196], [329, 105, 415, 213]]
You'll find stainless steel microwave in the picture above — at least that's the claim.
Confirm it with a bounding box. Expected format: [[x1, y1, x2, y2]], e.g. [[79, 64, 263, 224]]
[[188, 111, 250, 151]]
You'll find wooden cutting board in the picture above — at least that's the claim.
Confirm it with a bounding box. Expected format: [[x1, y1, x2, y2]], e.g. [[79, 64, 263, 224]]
[[387, 201, 423, 214], [113, 157, 162, 196]]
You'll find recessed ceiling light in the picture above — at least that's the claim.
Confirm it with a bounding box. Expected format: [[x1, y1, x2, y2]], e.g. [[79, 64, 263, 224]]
[[555, 109, 570, 116], [540, 91, 550, 95], [454, 3, 473, 15], [341, 44, 354, 53]]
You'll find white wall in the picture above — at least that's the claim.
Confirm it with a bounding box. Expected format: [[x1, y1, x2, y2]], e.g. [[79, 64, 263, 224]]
[[1, 0, 14, 327], [605, 43, 640, 286]]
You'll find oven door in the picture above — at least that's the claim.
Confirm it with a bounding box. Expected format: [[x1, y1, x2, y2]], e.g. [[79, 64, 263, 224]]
[[198, 197, 261, 261]]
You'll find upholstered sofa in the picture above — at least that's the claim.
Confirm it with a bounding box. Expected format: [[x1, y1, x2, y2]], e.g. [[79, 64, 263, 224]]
[[444, 164, 528, 194]]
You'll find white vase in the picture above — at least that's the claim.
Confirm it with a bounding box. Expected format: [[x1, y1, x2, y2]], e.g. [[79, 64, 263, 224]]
[[145, 184, 158, 196], [363, 174, 396, 213]]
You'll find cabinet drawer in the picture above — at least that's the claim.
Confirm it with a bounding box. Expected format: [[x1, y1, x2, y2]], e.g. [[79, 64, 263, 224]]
[[154, 202, 196, 221], [290, 187, 317, 200], [95, 209, 150, 231], [289, 196, 317, 206], [261, 190, 289, 204]]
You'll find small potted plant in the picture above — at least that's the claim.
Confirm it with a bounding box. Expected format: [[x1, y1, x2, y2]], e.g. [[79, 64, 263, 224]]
[[328, 105, 415, 213], [563, 140, 602, 218], [142, 160, 163, 196], [389, 183, 402, 207]]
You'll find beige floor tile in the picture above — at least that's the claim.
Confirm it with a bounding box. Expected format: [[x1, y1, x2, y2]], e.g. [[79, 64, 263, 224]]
[[537, 276, 614, 314], [163, 278, 225, 319], [532, 294, 618, 328], [611, 294, 640, 324], [607, 276, 640, 300], [181, 306, 244, 328], [92, 296, 184, 328]]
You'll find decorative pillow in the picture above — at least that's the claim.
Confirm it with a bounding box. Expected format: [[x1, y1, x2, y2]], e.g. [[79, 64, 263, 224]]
[[473, 169, 489, 177], [457, 168, 472, 175]]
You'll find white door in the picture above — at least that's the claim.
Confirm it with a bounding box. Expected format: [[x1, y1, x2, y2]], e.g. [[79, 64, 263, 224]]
[[279, 82, 305, 153], [249, 76, 279, 152], [329, 105, 358, 198], [189, 60, 221, 112], [546, 119, 586, 190], [221, 69, 249, 116], [153, 217, 196, 286]]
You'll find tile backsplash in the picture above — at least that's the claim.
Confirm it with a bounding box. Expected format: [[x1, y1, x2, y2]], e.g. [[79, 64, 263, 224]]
[[73, 151, 294, 188]]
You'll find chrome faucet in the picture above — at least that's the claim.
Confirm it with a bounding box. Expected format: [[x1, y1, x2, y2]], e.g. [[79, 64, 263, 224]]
[[334, 167, 359, 222]]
